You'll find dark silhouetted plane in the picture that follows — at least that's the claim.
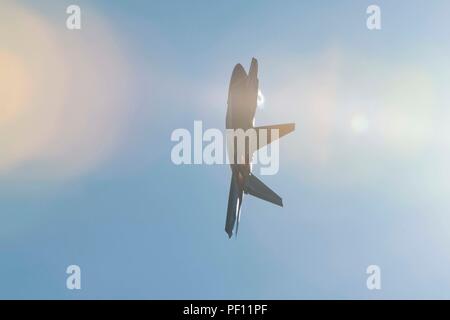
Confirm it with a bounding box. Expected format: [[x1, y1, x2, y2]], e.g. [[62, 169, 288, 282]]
[[225, 58, 295, 238]]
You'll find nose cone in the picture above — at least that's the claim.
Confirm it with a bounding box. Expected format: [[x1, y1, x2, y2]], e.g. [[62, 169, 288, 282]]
[[230, 63, 247, 87], [227, 63, 247, 128]]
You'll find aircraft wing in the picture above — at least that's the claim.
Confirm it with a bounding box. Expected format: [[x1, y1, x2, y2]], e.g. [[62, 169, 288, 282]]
[[255, 123, 295, 151]]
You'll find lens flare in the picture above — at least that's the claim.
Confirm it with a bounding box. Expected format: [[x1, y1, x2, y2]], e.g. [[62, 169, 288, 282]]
[[0, 3, 134, 179], [257, 89, 265, 108]]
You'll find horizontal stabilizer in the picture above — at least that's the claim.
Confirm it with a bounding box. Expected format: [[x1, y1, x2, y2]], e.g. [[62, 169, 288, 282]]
[[255, 123, 295, 151], [244, 173, 283, 207]]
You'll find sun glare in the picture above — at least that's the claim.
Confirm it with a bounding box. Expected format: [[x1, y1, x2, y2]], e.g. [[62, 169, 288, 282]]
[[0, 51, 30, 125], [257, 89, 265, 108]]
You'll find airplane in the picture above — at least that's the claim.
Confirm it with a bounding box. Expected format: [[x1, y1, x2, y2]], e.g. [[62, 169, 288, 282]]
[[225, 58, 295, 238]]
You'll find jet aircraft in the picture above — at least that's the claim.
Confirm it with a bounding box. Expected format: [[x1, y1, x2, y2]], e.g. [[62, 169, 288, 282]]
[[225, 58, 295, 238]]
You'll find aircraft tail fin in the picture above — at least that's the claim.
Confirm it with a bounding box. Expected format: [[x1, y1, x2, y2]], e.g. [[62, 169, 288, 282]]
[[225, 174, 242, 238], [235, 205, 241, 238], [254, 123, 295, 151], [244, 173, 283, 207]]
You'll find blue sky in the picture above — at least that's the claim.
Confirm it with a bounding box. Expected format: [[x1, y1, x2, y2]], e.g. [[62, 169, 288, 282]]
[[2, 0, 450, 299]]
